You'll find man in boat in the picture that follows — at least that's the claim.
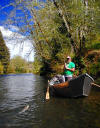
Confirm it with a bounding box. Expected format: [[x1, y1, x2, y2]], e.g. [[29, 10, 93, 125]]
[[63, 56, 75, 81]]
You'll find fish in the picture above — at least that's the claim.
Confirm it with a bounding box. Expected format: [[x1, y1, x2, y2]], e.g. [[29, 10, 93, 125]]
[[19, 105, 29, 114]]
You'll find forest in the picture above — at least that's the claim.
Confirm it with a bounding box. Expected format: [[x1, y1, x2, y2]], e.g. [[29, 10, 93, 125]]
[[0, 0, 100, 81], [0, 30, 33, 74]]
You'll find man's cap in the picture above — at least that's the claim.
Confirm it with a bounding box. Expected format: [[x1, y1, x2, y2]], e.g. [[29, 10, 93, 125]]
[[67, 56, 71, 59]]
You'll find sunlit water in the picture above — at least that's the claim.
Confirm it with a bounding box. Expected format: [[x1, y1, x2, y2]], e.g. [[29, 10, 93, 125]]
[[0, 74, 100, 128]]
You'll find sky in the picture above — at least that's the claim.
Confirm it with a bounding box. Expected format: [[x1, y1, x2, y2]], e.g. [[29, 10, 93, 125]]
[[0, 0, 34, 61], [0, 26, 34, 61]]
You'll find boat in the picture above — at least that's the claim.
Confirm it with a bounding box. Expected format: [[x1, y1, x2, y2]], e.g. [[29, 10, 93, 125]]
[[48, 73, 94, 98]]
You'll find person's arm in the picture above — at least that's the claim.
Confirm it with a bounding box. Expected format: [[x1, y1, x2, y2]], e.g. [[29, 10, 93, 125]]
[[66, 67, 75, 72], [65, 63, 75, 72]]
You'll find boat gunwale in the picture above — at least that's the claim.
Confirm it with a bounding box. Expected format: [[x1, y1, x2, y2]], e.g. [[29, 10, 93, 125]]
[[85, 73, 94, 81]]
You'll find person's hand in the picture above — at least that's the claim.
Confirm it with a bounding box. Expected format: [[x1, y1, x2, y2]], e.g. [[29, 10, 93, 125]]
[[66, 67, 69, 70], [65, 63, 68, 69]]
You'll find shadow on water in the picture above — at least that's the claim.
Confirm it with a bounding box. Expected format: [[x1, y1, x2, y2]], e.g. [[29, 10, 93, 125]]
[[0, 74, 100, 128]]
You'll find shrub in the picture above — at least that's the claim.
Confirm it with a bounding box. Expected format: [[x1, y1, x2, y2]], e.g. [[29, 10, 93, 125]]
[[0, 62, 3, 74]]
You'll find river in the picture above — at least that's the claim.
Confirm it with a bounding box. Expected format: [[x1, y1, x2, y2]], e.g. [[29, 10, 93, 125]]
[[0, 73, 100, 128]]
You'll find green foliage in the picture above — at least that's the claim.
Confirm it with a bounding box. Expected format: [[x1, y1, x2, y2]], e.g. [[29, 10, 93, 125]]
[[85, 51, 100, 78], [0, 31, 10, 73], [0, 62, 3, 74], [11, 56, 28, 73], [29, 0, 100, 76], [30, 2, 72, 75], [73, 56, 86, 74], [90, 43, 100, 50], [8, 0, 100, 76], [32, 57, 42, 74], [7, 56, 33, 74], [7, 61, 16, 74], [89, 62, 100, 77]]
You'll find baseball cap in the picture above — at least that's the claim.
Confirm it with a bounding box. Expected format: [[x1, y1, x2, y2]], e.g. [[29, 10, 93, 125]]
[[67, 56, 71, 59]]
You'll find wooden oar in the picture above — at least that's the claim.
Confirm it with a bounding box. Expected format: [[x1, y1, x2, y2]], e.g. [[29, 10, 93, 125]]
[[91, 83, 100, 88], [46, 80, 50, 100], [46, 86, 50, 100]]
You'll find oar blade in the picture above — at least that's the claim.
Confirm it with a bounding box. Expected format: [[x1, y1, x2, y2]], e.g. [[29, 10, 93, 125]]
[[46, 86, 50, 100]]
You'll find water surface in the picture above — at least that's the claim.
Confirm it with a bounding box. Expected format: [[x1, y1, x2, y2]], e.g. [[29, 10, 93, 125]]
[[0, 74, 100, 128]]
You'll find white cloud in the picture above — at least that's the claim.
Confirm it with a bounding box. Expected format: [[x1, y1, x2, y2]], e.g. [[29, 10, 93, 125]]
[[7, 25, 19, 32], [0, 26, 34, 61]]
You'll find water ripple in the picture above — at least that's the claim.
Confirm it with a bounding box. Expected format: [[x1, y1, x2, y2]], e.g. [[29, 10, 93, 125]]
[[0, 74, 100, 128]]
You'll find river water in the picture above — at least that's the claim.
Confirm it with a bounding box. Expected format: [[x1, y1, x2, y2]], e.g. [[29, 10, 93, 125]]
[[0, 74, 100, 128]]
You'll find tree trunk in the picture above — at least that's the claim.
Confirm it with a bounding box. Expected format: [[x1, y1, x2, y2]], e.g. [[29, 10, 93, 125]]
[[52, 0, 78, 54]]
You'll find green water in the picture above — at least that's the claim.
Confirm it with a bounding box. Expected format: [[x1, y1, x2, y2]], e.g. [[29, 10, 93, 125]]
[[0, 74, 100, 128]]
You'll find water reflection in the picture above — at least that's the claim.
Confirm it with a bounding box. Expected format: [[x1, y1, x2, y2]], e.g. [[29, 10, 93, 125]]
[[0, 74, 100, 128]]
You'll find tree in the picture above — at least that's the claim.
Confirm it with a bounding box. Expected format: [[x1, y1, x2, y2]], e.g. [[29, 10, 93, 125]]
[[49, 0, 100, 73], [5, 0, 100, 76], [0, 62, 3, 74], [0, 30, 10, 73], [10, 56, 28, 73]]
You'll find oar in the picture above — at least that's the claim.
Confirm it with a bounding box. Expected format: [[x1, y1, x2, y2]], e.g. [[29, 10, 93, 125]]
[[91, 83, 100, 88], [46, 81, 50, 100]]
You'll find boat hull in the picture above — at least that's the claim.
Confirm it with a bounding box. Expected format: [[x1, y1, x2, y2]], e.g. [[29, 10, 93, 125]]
[[49, 73, 94, 98]]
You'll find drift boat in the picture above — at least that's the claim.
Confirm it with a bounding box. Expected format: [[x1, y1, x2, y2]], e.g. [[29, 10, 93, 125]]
[[48, 73, 94, 98]]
